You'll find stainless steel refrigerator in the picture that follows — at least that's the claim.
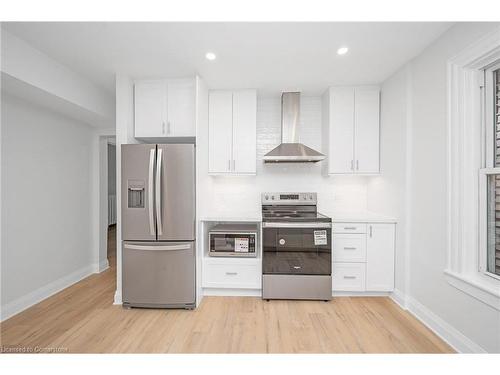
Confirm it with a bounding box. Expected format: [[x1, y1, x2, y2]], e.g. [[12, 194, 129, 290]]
[[121, 144, 195, 309]]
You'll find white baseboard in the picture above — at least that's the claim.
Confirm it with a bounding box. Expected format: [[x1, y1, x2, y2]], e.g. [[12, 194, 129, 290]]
[[203, 288, 262, 297], [96, 258, 109, 273], [332, 291, 391, 297], [405, 296, 486, 353], [390, 288, 408, 309], [113, 290, 122, 305], [0, 264, 95, 322]]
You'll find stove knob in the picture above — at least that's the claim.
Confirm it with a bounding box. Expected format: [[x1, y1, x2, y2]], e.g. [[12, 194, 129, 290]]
[[265, 195, 269, 200], [279, 238, 286, 245], [271, 196, 275, 200], [310, 195, 313, 200]]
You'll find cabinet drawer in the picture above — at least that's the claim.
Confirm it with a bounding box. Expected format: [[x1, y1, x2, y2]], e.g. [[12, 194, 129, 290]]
[[332, 223, 367, 234], [203, 263, 261, 289], [332, 263, 366, 291], [333, 234, 366, 262]]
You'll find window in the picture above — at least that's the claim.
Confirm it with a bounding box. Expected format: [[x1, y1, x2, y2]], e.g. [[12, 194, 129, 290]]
[[446, 28, 500, 311], [484, 66, 500, 277]]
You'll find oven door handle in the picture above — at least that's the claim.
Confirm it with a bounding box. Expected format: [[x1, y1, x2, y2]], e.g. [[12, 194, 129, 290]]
[[262, 222, 332, 228]]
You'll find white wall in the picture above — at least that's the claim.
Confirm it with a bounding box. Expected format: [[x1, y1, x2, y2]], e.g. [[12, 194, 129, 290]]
[[1, 94, 96, 320], [198, 95, 370, 219], [372, 22, 500, 353], [1, 29, 114, 123], [114, 74, 138, 304], [409, 22, 500, 353]]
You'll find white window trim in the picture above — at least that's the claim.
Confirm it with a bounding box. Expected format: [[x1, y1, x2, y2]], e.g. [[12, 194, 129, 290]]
[[446, 26, 500, 311]]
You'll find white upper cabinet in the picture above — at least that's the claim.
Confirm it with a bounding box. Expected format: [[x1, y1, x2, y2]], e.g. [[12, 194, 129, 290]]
[[208, 91, 233, 173], [232, 90, 257, 174], [208, 89, 257, 175], [322, 86, 380, 175], [134, 79, 195, 138], [354, 88, 380, 173], [366, 224, 395, 292], [326, 88, 355, 174], [166, 79, 196, 137], [134, 81, 167, 138]]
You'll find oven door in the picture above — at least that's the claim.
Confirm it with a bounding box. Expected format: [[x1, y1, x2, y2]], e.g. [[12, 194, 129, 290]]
[[262, 223, 331, 275]]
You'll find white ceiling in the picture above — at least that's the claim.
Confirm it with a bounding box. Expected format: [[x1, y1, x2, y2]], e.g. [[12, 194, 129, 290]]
[[3, 22, 452, 95]]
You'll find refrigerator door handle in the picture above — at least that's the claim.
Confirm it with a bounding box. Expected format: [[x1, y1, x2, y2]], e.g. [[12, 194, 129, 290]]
[[156, 148, 163, 236], [148, 148, 155, 236], [124, 244, 191, 251]]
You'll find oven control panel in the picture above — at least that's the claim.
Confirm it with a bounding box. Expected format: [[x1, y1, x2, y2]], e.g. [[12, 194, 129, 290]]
[[261, 192, 317, 205]]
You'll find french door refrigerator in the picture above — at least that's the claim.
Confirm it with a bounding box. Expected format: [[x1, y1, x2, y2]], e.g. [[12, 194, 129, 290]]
[[121, 144, 195, 309]]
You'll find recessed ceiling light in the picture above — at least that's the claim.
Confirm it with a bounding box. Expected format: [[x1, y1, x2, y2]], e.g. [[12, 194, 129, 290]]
[[337, 47, 349, 56], [205, 52, 216, 61]]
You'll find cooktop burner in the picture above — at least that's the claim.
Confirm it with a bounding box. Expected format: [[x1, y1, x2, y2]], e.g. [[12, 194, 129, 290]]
[[261, 192, 331, 223]]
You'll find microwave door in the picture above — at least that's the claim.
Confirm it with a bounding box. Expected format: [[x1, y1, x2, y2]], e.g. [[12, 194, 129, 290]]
[[121, 144, 157, 241], [157, 144, 196, 241]]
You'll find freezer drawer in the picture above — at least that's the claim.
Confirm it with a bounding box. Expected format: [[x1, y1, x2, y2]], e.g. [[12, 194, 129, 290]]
[[122, 241, 195, 308]]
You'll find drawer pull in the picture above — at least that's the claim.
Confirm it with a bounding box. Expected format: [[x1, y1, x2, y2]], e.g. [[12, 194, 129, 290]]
[[343, 275, 357, 279], [344, 227, 357, 230], [225, 272, 238, 276], [343, 247, 356, 250]]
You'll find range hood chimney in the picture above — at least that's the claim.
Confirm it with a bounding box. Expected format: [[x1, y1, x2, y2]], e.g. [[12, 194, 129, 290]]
[[263, 92, 325, 163]]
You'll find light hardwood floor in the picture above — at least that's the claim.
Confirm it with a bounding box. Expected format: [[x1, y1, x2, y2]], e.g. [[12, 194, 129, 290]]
[[0, 226, 453, 353]]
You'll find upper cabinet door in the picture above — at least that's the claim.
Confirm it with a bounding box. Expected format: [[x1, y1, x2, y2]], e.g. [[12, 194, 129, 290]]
[[134, 81, 167, 138], [232, 90, 257, 174], [329, 87, 355, 174], [354, 88, 380, 174], [167, 79, 196, 137], [208, 91, 233, 173], [366, 224, 395, 292]]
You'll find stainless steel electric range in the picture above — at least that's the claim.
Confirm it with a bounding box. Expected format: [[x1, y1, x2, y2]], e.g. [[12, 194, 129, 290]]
[[261, 192, 332, 301]]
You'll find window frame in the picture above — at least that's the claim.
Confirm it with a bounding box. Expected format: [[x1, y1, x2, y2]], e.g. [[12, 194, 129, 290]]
[[479, 63, 500, 280], [446, 26, 500, 311], [478, 168, 500, 280]]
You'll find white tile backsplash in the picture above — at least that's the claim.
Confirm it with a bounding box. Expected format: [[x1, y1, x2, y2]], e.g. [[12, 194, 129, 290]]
[[199, 95, 369, 217]]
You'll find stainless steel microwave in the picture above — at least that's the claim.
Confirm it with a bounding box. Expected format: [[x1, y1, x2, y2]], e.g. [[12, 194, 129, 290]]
[[208, 224, 257, 257]]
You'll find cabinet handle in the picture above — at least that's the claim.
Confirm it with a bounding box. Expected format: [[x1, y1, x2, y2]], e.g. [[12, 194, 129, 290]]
[[167, 121, 171, 134], [350, 160, 354, 171], [343, 247, 356, 250], [369, 225, 373, 238], [343, 275, 356, 279], [162, 121, 166, 134], [228, 160, 231, 171], [232, 160, 235, 171], [344, 227, 356, 230], [356, 160, 359, 170], [225, 272, 238, 276]]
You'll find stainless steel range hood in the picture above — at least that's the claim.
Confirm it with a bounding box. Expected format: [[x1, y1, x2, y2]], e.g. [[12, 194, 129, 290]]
[[263, 92, 325, 163]]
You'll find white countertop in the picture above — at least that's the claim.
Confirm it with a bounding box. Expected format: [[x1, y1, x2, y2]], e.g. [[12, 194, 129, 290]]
[[200, 214, 261, 222], [323, 211, 397, 223], [200, 211, 396, 224]]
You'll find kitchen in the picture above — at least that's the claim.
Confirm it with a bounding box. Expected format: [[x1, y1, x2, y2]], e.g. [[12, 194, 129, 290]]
[[1, 16, 500, 366], [120, 77, 396, 306]]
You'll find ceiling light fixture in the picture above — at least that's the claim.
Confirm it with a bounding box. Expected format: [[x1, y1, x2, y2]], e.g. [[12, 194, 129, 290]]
[[205, 52, 216, 61], [337, 47, 349, 56]]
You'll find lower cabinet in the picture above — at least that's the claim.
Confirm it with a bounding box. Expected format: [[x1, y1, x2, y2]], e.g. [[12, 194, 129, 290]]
[[332, 222, 395, 292], [202, 259, 261, 289], [332, 263, 366, 291], [366, 224, 396, 291]]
